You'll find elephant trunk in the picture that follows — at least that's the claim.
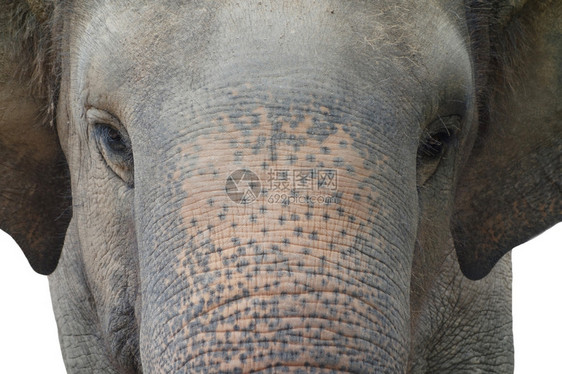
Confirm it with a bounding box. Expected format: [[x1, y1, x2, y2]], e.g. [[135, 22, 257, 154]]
[[134, 81, 418, 372]]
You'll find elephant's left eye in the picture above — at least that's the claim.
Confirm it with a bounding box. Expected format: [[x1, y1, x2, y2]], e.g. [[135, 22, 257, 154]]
[[87, 108, 134, 187], [418, 130, 450, 159], [416, 115, 460, 185]]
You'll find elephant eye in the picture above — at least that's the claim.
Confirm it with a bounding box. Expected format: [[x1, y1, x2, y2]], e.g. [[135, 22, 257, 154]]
[[87, 108, 134, 187], [416, 115, 460, 185], [102, 126, 129, 154], [418, 130, 451, 159], [94, 123, 134, 187]]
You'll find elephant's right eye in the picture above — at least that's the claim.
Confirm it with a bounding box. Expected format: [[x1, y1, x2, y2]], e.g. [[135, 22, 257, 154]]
[[418, 130, 450, 159], [87, 108, 134, 187]]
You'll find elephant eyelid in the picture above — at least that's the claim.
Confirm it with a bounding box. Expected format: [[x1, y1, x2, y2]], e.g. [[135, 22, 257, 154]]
[[427, 115, 462, 133], [86, 107, 122, 129]]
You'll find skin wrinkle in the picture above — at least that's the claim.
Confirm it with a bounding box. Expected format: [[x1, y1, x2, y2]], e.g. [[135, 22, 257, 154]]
[[180, 342, 370, 361], [175, 246, 386, 287], [164, 258, 401, 312], [164, 207, 404, 296], [249, 368, 358, 374], [172, 308, 390, 350], [190, 320, 379, 343], [175, 342, 394, 370], [175, 75, 418, 141], [161, 278, 396, 331], [178, 336, 376, 362]]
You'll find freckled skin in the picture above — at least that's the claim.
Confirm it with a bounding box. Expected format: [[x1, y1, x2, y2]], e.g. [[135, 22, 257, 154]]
[[1, 0, 560, 373]]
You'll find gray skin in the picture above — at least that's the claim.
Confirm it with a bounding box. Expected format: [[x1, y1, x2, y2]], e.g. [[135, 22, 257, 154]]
[[1, 0, 560, 372]]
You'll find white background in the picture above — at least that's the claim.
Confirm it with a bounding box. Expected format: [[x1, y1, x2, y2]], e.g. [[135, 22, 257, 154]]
[[0, 223, 560, 373]]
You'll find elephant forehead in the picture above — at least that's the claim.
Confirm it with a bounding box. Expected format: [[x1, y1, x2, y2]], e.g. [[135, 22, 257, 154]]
[[74, 0, 471, 115]]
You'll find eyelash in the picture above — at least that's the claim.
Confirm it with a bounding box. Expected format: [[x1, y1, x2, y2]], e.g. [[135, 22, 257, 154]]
[[418, 129, 453, 159]]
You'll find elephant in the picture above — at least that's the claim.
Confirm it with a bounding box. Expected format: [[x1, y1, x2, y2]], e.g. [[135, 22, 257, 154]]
[[1, 0, 560, 372]]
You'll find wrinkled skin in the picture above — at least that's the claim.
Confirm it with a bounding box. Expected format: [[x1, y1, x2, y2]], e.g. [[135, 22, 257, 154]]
[[1, 0, 560, 373]]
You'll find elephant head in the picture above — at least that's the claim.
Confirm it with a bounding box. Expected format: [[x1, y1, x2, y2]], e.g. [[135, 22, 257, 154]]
[[1, 0, 560, 372]]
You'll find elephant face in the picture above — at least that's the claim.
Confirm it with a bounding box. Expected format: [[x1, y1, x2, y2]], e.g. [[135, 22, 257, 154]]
[[1, 0, 560, 372]]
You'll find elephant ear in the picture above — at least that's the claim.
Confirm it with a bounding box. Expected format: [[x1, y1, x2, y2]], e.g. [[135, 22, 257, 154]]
[[0, 1, 70, 275], [454, 0, 561, 280]]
